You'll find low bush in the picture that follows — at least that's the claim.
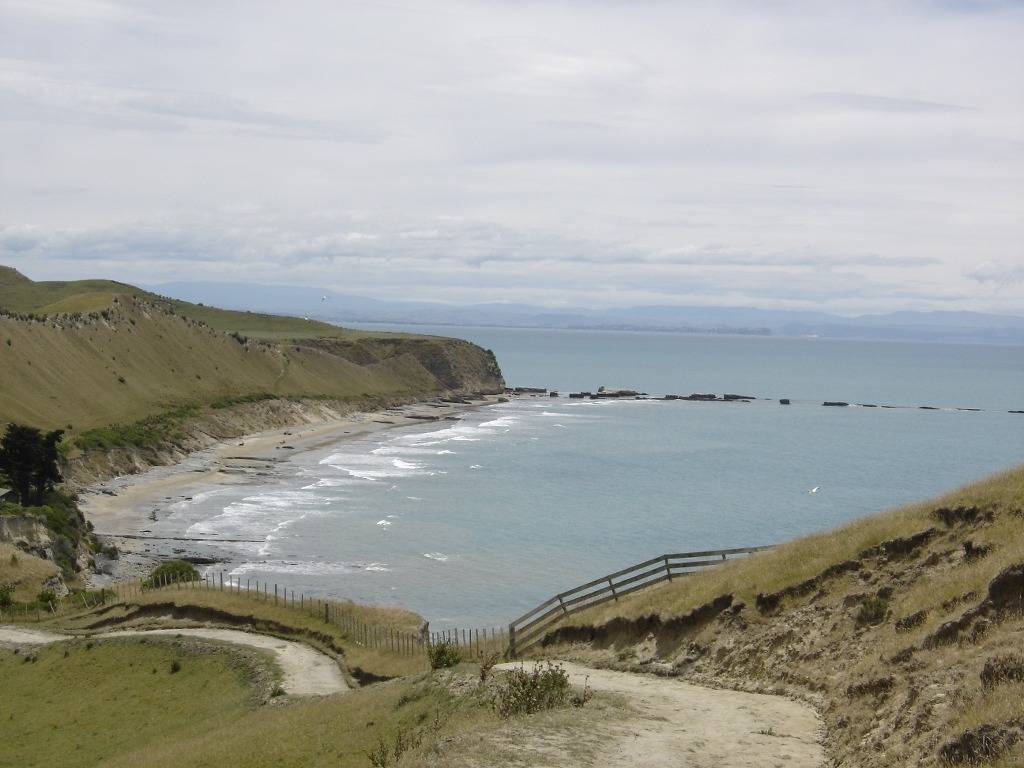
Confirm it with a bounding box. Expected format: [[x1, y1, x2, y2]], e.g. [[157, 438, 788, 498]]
[[74, 406, 198, 451], [144, 560, 199, 588], [855, 596, 889, 626], [494, 662, 572, 717], [366, 711, 445, 768], [0, 584, 12, 608], [36, 589, 56, 605], [209, 392, 278, 410], [427, 640, 461, 670]]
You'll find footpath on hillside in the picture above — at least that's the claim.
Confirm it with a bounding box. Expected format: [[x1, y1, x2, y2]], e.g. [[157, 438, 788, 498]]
[[0, 626, 347, 697], [494, 661, 824, 768]]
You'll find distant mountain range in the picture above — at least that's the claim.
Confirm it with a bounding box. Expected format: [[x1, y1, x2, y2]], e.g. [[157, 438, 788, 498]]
[[150, 281, 1024, 345]]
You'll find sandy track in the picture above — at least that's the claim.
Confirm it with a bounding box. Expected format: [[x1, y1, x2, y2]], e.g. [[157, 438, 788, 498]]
[[0, 626, 347, 697], [494, 661, 824, 767]]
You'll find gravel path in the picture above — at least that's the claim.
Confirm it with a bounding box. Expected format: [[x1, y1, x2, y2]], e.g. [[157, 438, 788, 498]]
[[0, 625, 347, 697], [494, 661, 824, 767]]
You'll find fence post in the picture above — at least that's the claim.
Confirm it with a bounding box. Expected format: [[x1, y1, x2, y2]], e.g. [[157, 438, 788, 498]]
[[664, 555, 673, 581], [274, 584, 278, 605], [508, 623, 516, 658], [608, 577, 618, 601], [557, 595, 568, 615]]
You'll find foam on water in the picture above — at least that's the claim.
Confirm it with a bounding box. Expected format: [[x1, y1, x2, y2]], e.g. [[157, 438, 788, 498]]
[[186, 490, 335, 558], [228, 560, 388, 577]]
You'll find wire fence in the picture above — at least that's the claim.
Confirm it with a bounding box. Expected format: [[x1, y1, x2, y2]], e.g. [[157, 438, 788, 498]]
[[1, 570, 435, 657]]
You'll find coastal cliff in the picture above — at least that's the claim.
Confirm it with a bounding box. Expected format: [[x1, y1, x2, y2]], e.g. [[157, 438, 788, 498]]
[[0, 268, 504, 486]]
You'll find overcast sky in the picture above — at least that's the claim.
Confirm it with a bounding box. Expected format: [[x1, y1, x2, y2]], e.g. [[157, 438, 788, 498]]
[[1, 0, 1022, 314]]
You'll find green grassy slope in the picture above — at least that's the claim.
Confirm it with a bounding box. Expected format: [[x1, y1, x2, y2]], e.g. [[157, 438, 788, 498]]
[[1, 629, 622, 768], [0, 266, 395, 340], [0, 268, 503, 433], [0, 638, 269, 768]]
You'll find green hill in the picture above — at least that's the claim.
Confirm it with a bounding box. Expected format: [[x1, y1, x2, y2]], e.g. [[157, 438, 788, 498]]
[[0, 266, 503, 449]]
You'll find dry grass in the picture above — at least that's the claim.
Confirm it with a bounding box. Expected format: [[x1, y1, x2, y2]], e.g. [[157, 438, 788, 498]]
[[0, 269, 501, 436], [0, 543, 59, 602], [0, 299, 437, 432], [428, 693, 627, 768]]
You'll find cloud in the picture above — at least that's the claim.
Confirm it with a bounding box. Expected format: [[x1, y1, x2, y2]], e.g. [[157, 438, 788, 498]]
[[0, 216, 960, 312], [809, 92, 971, 113], [0, 65, 382, 142], [965, 261, 1024, 284], [0, 0, 1022, 314]]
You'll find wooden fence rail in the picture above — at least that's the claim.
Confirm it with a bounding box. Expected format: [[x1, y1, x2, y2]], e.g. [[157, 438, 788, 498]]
[[1, 545, 771, 661], [507, 545, 772, 656]]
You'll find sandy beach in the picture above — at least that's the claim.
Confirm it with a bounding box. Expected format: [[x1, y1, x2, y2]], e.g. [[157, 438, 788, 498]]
[[80, 395, 503, 583]]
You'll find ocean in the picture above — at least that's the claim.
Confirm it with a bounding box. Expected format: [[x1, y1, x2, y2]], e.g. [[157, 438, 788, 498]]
[[151, 327, 1024, 628]]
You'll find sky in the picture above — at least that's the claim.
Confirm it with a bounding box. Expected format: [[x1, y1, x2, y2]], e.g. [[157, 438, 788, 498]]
[[1, 0, 1022, 314]]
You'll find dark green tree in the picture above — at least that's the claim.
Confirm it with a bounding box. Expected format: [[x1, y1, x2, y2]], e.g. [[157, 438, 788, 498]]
[[33, 429, 64, 504], [0, 424, 42, 506]]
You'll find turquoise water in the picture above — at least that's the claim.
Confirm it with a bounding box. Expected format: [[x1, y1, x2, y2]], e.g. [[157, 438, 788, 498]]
[[163, 328, 1024, 627]]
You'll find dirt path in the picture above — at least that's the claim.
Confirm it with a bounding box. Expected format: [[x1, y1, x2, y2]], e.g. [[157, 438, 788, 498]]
[[0, 625, 347, 697], [494, 661, 824, 767]]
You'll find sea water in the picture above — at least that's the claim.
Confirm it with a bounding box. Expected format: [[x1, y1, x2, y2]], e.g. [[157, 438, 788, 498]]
[[158, 328, 1024, 627]]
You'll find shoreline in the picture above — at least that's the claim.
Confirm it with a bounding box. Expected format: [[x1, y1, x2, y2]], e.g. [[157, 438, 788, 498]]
[[80, 394, 505, 585]]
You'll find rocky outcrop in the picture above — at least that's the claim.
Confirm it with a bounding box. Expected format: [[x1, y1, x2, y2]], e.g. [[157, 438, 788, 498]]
[[0, 515, 57, 562]]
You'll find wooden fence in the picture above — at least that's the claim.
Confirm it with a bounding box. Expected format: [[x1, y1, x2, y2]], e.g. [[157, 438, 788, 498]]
[[423, 625, 510, 661], [2, 546, 771, 660], [507, 546, 772, 656]]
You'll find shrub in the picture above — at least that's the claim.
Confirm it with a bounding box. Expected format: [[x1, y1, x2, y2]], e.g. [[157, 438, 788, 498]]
[[479, 651, 500, 682], [144, 560, 199, 588], [855, 596, 889, 626], [494, 662, 572, 717], [0, 584, 13, 608], [366, 712, 444, 768], [209, 392, 277, 409], [36, 589, 57, 605], [427, 640, 462, 670], [170, 659, 182, 674], [74, 406, 198, 451]]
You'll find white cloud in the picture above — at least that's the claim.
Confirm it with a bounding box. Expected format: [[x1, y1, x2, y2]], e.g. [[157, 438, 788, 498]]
[[0, 0, 1022, 313]]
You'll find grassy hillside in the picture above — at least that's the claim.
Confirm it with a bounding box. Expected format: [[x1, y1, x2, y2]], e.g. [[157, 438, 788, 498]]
[[0, 266, 396, 340], [0, 543, 59, 602], [535, 466, 1024, 767], [0, 636, 275, 768], [0, 267, 503, 440], [0, 632, 620, 768], [54, 583, 431, 681]]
